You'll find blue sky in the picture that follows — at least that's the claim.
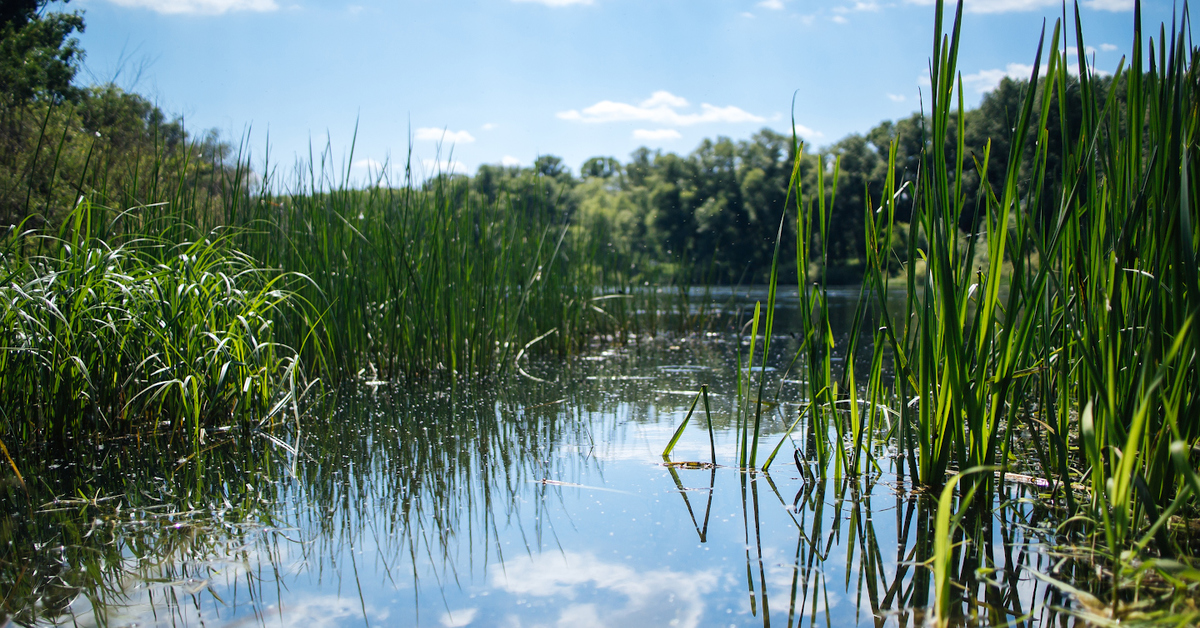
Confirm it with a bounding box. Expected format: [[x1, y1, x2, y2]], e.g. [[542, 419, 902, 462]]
[[71, 0, 1177, 181]]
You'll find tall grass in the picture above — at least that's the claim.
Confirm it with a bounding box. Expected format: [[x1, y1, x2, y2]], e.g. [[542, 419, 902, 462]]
[[213, 147, 627, 379], [777, 0, 1200, 617], [0, 201, 309, 449], [1, 124, 678, 451]]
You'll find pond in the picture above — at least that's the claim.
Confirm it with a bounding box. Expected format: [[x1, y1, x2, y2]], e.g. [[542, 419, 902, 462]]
[[3, 290, 1091, 627]]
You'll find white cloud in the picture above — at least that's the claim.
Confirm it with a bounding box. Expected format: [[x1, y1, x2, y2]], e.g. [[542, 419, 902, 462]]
[[481, 122, 498, 130], [105, 0, 278, 13], [500, 155, 522, 167], [887, 93, 907, 102], [489, 552, 718, 628], [961, 63, 1035, 92], [421, 159, 467, 174], [440, 608, 478, 627], [793, 124, 824, 141], [1083, 0, 1134, 10], [836, 1, 879, 11], [741, 11, 755, 17], [414, 128, 476, 144], [641, 90, 689, 108], [831, 14, 848, 23], [1100, 43, 1119, 52], [512, 0, 592, 5], [758, 0, 785, 9], [557, 91, 764, 126], [933, 59, 1104, 95], [632, 129, 683, 141]]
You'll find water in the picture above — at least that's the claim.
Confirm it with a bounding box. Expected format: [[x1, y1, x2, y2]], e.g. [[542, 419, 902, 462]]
[[2, 295, 1092, 627]]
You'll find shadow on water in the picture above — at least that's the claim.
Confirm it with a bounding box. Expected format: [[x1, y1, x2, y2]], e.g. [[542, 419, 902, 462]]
[[1, 299, 1111, 626]]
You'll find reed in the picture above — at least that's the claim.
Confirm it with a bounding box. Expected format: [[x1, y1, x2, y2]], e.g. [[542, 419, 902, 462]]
[[803, 0, 1200, 616], [215, 144, 668, 380], [0, 201, 310, 449], [2, 124, 680, 452]]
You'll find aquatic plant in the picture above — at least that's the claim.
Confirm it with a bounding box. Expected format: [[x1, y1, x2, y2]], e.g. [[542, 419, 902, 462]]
[[0, 201, 312, 451], [820, 0, 1200, 619], [664, 0, 1200, 620]]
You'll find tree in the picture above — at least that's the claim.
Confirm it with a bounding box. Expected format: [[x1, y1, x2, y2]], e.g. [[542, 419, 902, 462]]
[[534, 155, 569, 180], [0, 0, 85, 109], [580, 156, 621, 179]]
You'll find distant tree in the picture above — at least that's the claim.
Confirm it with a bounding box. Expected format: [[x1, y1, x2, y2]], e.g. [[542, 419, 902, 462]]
[[580, 156, 621, 179], [534, 155, 569, 180]]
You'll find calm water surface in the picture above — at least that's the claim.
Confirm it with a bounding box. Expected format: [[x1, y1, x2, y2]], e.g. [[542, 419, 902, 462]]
[[3, 293, 1085, 627]]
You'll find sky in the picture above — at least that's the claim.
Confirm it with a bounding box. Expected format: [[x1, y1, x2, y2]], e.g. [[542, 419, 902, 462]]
[[70, 0, 1181, 182]]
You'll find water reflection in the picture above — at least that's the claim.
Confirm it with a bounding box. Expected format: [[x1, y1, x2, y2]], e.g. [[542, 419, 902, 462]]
[[3, 329, 1094, 627], [489, 551, 719, 627]]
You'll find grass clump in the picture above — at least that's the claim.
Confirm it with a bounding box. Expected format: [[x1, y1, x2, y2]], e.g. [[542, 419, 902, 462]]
[[812, 0, 1200, 621], [220, 149, 675, 380], [0, 201, 310, 452]]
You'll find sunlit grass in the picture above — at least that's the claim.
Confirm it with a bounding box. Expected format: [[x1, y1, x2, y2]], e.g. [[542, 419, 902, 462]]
[[810, 0, 1199, 620], [0, 201, 310, 451]]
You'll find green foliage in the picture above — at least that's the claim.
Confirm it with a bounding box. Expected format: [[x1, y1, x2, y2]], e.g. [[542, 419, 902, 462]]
[[223, 154, 604, 379], [0, 84, 232, 229], [567, 129, 813, 284], [0, 0, 84, 109], [0, 202, 309, 445], [784, 0, 1200, 618]]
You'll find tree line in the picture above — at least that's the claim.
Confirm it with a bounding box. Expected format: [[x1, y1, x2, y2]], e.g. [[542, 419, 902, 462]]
[[448, 70, 1109, 285], [4, 0, 1112, 285]]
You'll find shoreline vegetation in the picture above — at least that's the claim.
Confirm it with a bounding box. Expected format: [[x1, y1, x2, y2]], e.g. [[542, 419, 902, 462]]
[[2, 0, 1200, 624]]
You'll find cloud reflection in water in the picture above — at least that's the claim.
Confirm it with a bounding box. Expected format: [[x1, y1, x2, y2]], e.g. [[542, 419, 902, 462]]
[[489, 551, 718, 627]]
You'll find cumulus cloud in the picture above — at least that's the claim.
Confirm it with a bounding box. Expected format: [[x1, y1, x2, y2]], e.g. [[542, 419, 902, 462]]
[[1100, 43, 1119, 51], [105, 0, 277, 13], [642, 91, 689, 108], [414, 128, 476, 144], [758, 0, 785, 9], [887, 93, 907, 102], [500, 155, 522, 167], [558, 91, 764, 126], [935, 59, 1103, 95], [490, 552, 718, 628], [793, 124, 824, 141], [512, 0, 592, 5], [961, 63, 1036, 92], [632, 129, 682, 141], [481, 122, 498, 130]]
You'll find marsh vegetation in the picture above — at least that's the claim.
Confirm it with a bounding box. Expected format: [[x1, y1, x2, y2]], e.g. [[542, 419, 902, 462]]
[[2, 0, 1199, 626]]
